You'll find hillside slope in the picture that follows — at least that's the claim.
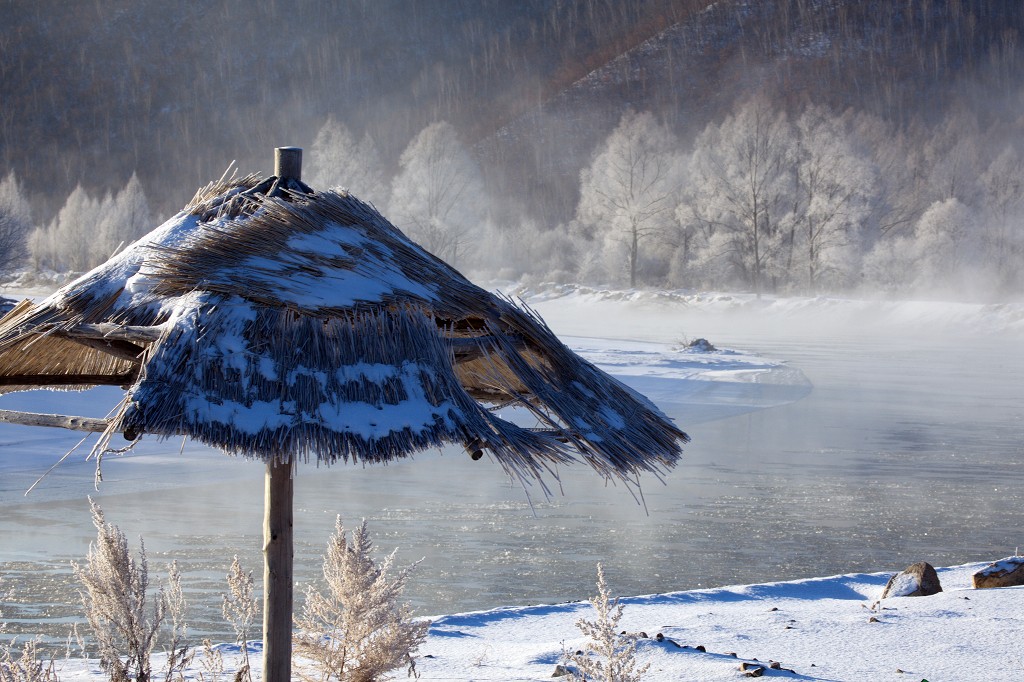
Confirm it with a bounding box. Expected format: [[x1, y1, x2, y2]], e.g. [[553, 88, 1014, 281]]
[[1, 0, 1021, 226]]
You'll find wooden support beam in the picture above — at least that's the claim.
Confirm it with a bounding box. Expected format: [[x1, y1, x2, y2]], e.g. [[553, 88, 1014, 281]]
[[0, 372, 137, 388], [0, 409, 109, 433], [263, 458, 294, 682]]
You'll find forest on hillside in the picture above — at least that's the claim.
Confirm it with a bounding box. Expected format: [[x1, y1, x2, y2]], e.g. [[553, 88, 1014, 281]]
[[1, 0, 1023, 299]]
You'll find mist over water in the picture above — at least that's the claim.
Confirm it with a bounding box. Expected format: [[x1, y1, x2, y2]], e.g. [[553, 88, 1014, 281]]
[[1, 298, 1022, 651]]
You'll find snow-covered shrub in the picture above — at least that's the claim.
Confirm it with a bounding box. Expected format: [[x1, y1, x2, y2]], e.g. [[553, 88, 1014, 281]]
[[72, 500, 189, 682], [293, 517, 429, 682], [564, 564, 648, 682]]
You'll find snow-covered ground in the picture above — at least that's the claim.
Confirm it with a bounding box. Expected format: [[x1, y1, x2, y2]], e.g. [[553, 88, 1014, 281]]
[[370, 561, 1024, 681], [3, 285, 1023, 681], [43, 561, 1024, 681]]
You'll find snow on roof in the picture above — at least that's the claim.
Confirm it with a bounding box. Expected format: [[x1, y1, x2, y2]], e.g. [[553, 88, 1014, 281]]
[[0, 179, 687, 483]]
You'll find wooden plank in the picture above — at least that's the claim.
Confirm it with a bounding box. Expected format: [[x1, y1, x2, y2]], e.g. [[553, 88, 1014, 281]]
[[0, 409, 109, 433], [263, 458, 294, 682], [62, 323, 165, 344]]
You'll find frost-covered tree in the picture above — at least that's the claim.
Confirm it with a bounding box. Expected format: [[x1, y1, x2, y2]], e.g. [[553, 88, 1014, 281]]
[[31, 175, 151, 274], [978, 144, 1024, 293], [861, 232, 916, 294], [37, 184, 100, 272], [865, 196, 981, 297], [789, 106, 875, 291], [921, 111, 983, 205], [576, 110, 682, 287], [471, 217, 580, 284], [850, 111, 926, 239], [0, 171, 32, 276], [307, 118, 388, 204], [93, 173, 151, 264], [388, 121, 487, 266], [683, 95, 795, 294], [293, 517, 429, 682], [910, 197, 978, 293]]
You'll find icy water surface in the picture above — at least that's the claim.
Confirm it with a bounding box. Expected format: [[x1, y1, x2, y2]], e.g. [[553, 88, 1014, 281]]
[[1, 317, 1022, 650]]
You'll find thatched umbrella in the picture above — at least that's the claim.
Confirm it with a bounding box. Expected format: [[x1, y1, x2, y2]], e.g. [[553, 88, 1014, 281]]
[[0, 147, 687, 681]]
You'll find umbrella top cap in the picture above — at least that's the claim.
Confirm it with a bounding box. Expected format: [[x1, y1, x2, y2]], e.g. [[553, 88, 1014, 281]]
[[274, 147, 302, 181]]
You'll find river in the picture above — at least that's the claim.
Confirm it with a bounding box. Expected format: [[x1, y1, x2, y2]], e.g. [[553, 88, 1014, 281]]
[[1, 294, 1022, 649]]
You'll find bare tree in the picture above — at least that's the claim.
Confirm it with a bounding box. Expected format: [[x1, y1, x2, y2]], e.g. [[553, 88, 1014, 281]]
[[293, 517, 429, 682], [576, 110, 682, 287]]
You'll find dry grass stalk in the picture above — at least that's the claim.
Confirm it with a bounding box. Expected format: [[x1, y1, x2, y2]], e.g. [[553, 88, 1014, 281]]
[[293, 517, 429, 682], [0, 638, 59, 682], [162, 561, 192, 679], [0, 581, 58, 682], [196, 640, 224, 682], [72, 500, 189, 682], [565, 564, 649, 682], [221, 556, 257, 682]]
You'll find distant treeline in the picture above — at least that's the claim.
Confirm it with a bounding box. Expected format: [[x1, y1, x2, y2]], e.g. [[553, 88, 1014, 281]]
[[7, 95, 1022, 301]]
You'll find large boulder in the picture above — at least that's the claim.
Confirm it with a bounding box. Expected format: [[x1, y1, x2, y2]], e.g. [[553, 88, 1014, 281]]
[[880, 561, 942, 598], [973, 556, 1024, 589]]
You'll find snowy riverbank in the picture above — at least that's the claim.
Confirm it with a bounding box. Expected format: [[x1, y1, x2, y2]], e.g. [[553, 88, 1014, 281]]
[[45, 560, 1022, 681]]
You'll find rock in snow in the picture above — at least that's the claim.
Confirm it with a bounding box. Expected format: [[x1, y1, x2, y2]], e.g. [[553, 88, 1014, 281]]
[[972, 556, 1024, 589], [880, 561, 943, 598]]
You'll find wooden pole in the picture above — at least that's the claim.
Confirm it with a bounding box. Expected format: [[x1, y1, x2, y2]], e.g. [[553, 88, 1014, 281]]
[[263, 146, 301, 682], [263, 457, 294, 682]]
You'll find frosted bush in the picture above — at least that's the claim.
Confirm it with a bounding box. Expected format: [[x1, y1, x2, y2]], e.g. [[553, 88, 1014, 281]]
[[564, 564, 648, 682], [72, 500, 189, 682], [294, 517, 429, 682]]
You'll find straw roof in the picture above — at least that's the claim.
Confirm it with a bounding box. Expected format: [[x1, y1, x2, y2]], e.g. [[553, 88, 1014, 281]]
[[0, 178, 687, 483]]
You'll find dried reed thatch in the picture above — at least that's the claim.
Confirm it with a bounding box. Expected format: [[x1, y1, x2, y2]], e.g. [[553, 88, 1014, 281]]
[[0, 179, 687, 484]]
